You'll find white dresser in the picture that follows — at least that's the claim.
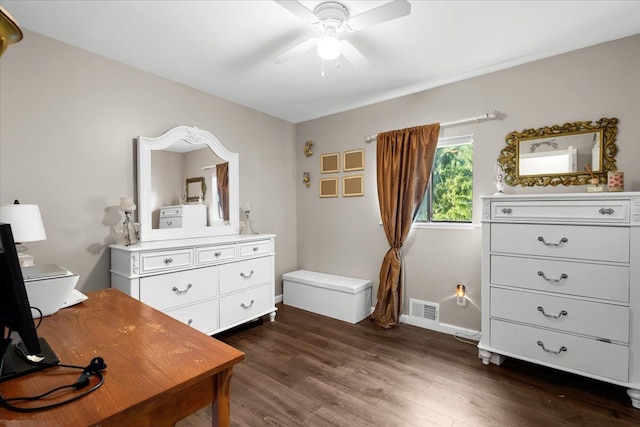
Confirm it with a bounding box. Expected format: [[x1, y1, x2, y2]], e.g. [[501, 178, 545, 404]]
[[110, 234, 277, 336], [479, 192, 640, 409]]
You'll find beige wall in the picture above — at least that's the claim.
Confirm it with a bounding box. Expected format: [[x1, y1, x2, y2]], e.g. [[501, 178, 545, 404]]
[[295, 34, 640, 331], [2, 29, 638, 333], [0, 30, 298, 293]]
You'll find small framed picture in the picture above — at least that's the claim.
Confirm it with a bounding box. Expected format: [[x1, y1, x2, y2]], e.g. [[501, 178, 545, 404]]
[[343, 175, 364, 197], [319, 178, 339, 198], [343, 149, 365, 172], [320, 153, 339, 174]]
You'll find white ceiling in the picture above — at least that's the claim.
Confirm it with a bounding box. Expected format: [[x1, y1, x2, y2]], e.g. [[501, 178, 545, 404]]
[[3, 1, 640, 124]]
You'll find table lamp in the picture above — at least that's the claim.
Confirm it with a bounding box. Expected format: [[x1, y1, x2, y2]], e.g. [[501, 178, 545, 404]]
[[0, 200, 47, 267]]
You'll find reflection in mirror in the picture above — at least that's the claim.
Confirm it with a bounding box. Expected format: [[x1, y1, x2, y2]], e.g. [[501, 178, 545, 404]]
[[186, 177, 207, 203], [518, 131, 601, 175], [139, 126, 239, 241], [498, 118, 618, 187]]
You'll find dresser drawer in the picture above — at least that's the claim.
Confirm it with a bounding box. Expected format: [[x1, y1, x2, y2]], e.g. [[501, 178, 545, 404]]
[[490, 319, 629, 382], [219, 256, 271, 294], [159, 217, 182, 229], [490, 255, 629, 302], [140, 248, 194, 273], [491, 199, 630, 223], [239, 240, 272, 258], [219, 284, 271, 328], [491, 287, 629, 343], [140, 266, 217, 311], [491, 223, 629, 262], [164, 298, 219, 334], [160, 206, 182, 217], [197, 244, 236, 265]]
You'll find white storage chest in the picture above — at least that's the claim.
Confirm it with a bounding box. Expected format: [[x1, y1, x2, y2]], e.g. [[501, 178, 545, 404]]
[[283, 270, 372, 324]]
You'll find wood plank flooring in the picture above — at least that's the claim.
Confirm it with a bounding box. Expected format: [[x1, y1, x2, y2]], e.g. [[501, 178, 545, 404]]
[[176, 304, 640, 426]]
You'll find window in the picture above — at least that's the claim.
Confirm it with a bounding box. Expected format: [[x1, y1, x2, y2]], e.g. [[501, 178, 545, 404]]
[[415, 134, 473, 223]]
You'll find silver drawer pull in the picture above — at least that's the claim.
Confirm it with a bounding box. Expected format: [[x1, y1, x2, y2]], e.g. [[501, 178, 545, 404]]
[[537, 271, 568, 284], [501, 207, 513, 214], [537, 236, 568, 247], [214, 251, 222, 258], [187, 319, 193, 326], [537, 306, 568, 319], [164, 257, 174, 265], [253, 246, 259, 252], [240, 270, 254, 279], [599, 207, 615, 215], [537, 341, 567, 355], [241, 300, 255, 309], [172, 283, 192, 295]]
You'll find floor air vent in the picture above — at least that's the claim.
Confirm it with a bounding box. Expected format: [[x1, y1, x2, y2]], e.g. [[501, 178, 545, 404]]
[[410, 299, 439, 322]]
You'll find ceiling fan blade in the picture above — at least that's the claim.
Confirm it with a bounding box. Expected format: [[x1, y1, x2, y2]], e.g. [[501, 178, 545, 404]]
[[272, 38, 318, 64], [273, 0, 318, 23], [340, 41, 371, 68], [348, 0, 411, 31]]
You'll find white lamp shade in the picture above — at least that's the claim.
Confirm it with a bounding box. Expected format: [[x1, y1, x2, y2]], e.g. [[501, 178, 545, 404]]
[[119, 197, 136, 212], [0, 204, 47, 242]]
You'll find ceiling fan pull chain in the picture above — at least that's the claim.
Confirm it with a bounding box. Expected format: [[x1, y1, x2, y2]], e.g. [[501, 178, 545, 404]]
[[321, 59, 325, 77]]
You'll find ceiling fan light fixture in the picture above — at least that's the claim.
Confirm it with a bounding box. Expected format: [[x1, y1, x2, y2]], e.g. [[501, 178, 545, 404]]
[[316, 34, 341, 60]]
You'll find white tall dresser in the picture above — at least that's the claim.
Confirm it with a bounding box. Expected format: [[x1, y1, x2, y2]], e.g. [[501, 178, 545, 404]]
[[478, 192, 640, 408], [110, 234, 277, 336]]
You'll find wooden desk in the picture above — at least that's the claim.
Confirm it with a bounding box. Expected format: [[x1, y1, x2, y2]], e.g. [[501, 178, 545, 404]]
[[0, 288, 244, 426]]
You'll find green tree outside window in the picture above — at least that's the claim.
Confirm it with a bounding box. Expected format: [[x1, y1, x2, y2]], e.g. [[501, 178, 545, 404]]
[[416, 143, 473, 222]]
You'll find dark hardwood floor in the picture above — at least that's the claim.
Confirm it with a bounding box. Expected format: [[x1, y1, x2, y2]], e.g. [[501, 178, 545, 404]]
[[177, 304, 640, 426]]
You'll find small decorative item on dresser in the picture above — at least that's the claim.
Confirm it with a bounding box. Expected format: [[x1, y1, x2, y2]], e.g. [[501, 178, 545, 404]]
[[608, 171, 624, 192], [241, 201, 256, 235], [119, 197, 139, 246], [303, 171, 310, 188], [585, 164, 603, 193], [304, 140, 314, 157], [493, 162, 505, 195]]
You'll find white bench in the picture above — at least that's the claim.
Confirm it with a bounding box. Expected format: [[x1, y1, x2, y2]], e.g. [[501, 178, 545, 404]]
[[282, 270, 372, 324]]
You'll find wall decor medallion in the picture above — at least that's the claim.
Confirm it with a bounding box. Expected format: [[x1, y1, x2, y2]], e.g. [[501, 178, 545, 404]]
[[498, 117, 618, 187], [303, 171, 310, 188], [304, 140, 314, 157]]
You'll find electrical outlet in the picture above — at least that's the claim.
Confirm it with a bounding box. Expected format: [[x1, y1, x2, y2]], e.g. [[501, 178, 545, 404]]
[[457, 296, 466, 307]]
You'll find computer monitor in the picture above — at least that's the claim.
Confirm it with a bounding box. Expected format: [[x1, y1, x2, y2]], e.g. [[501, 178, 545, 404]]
[[0, 222, 58, 381]]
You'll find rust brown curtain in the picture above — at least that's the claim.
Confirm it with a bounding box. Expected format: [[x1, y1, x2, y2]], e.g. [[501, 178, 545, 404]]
[[370, 124, 440, 329], [216, 162, 229, 221]]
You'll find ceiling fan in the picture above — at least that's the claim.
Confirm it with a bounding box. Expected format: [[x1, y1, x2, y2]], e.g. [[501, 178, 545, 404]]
[[272, 0, 411, 69]]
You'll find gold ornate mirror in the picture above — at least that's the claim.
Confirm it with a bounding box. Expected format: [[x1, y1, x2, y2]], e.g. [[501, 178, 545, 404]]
[[186, 177, 207, 202], [498, 117, 618, 186]]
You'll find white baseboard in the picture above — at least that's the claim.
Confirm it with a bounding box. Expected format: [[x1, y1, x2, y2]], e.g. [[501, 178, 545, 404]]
[[400, 313, 481, 340], [283, 300, 479, 340]]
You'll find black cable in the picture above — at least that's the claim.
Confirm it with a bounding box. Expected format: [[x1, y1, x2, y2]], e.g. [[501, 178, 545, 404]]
[[0, 360, 105, 413], [31, 306, 43, 330]]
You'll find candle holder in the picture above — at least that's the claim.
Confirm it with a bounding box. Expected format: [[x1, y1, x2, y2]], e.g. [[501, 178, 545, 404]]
[[119, 197, 139, 246], [241, 202, 256, 235]]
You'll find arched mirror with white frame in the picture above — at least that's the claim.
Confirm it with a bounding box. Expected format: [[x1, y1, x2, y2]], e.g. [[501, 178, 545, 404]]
[[137, 126, 239, 241]]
